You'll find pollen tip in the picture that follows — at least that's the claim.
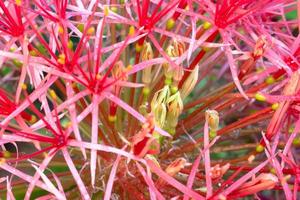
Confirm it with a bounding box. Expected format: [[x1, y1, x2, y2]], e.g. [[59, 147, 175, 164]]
[[57, 54, 66, 65], [15, 0, 22, 6], [58, 25, 64, 34], [271, 103, 279, 110], [265, 76, 275, 85], [203, 21, 212, 30], [21, 83, 27, 90], [135, 43, 143, 52], [49, 89, 57, 100], [256, 144, 264, 153], [29, 115, 37, 123], [128, 26, 135, 36], [255, 93, 266, 102], [87, 27, 95, 35], [166, 18, 175, 31], [103, 6, 109, 16], [108, 114, 117, 122]]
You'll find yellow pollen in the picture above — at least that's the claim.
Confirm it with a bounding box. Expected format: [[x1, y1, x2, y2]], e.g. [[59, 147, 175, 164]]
[[49, 89, 57, 100], [104, 6, 110, 16], [255, 93, 266, 102], [67, 40, 73, 50], [58, 25, 64, 34], [29, 50, 38, 56], [21, 83, 27, 90], [166, 18, 175, 30], [271, 103, 279, 110], [58, 54, 66, 65], [87, 27, 95, 35], [77, 24, 84, 32], [30, 115, 37, 123], [15, 0, 22, 6], [126, 64, 132, 71], [3, 151, 11, 158], [135, 43, 143, 52], [108, 115, 117, 122], [265, 76, 275, 85], [203, 21, 212, 30], [256, 144, 264, 153], [128, 26, 135, 36]]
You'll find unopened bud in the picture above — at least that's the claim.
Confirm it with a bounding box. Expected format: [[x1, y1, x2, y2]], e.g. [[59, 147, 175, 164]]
[[165, 91, 183, 129], [180, 65, 199, 99], [151, 86, 170, 127], [141, 42, 154, 85], [205, 109, 219, 132]]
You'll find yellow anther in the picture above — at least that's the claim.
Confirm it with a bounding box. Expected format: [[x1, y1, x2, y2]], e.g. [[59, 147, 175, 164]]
[[293, 138, 300, 146], [128, 26, 135, 36], [142, 87, 150, 96], [77, 24, 84, 32], [166, 18, 175, 30], [270, 168, 276, 174], [29, 50, 38, 56], [104, 6, 110, 16], [255, 93, 266, 102], [21, 83, 27, 90], [256, 144, 264, 153], [49, 89, 57, 100], [15, 0, 21, 6], [67, 40, 73, 50], [265, 76, 275, 85], [2, 151, 11, 158], [271, 103, 279, 110], [57, 54, 66, 65], [135, 43, 143, 52], [58, 25, 64, 34], [203, 21, 212, 30], [108, 115, 117, 122], [87, 27, 95, 35], [29, 115, 37, 123], [202, 46, 210, 52]]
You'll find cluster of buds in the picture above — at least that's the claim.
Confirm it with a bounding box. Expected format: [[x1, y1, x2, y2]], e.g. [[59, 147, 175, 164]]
[[151, 85, 183, 136]]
